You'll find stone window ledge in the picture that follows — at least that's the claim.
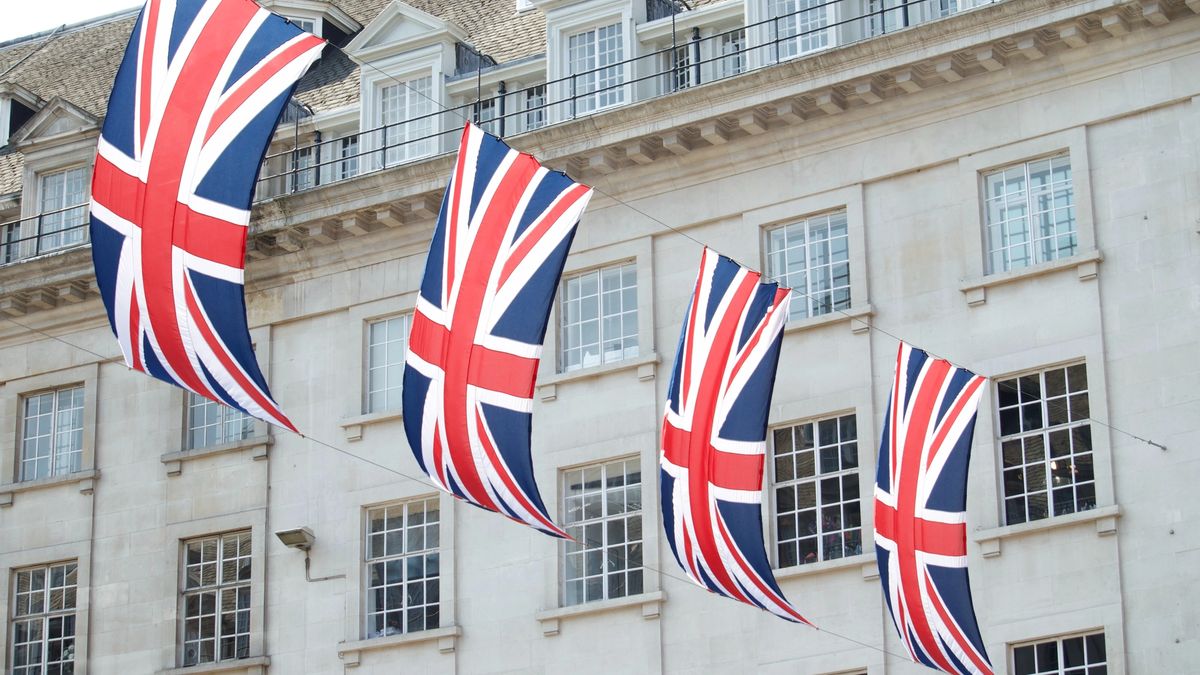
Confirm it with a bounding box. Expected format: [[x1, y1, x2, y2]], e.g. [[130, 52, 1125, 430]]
[[959, 249, 1103, 306], [339, 409, 403, 442], [337, 625, 461, 666], [782, 304, 874, 336], [537, 352, 660, 402], [536, 590, 665, 637], [973, 504, 1120, 558], [158, 655, 269, 675], [0, 468, 98, 507], [161, 436, 271, 476], [774, 551, 877, 582]]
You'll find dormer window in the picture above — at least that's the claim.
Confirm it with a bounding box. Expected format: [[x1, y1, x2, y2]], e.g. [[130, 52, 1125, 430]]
[[568, 23, 625, 114], [37, 166, 88, 252], [258, 0, 362, 43]]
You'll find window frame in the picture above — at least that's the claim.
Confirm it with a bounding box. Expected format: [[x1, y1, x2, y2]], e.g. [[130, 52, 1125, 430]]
[[957, 127, 1099, 301], [177, 530, 254, 668], [362, 496, 442, 639], [543, 237, 656, 383], [545, 1, 633, 124], [0, 546, 91, 675], [9, 560, 79, 675], [18, 384, 85, 483], [769, 412, 864, 569], [747, 184, 871, 334], [994, 362, 1097, 527], [34, 165, 89, 254], [342, 293, 420, 441], [1010, 630, 1108, 675], [559, 455, 645, 607], [557, 260, 640, 374], [364, 313, 412, 415], [763, 209, 853, 323], [357, 48, 447, 173], [981, 153, 1077, 275], [1, 363, 99, 489], [184, 391, 257, 452]]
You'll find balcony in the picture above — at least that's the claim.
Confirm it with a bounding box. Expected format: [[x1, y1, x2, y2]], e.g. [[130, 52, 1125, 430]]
[[254, 0, 994, 201], [0, 204, 90, 266]]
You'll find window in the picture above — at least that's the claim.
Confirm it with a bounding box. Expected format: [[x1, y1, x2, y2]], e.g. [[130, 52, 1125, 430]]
[[562, 458, 643, 605], [186, 392, 254, 450], [10, 562, 78, 675], [772, 414, 862, 567], [765, 210, 851, 321], [288, 146, 315, 192], [37, 166, 88, 252], [180, 531, 252, 667], [664, 44, 692, 93], [568, 23, 624, 114], [983, 155, 1076, 274], [559, 263, 638, 372], [366, 314, 410, 413], [365, 498, 440, 637], [287, 17, 316, 33], [477, 97, 498, 135], [997, 364, 1095, 525], [524, 85, 546, 131], [867, 0, 907, 35], [20, 386, 84, 482], [1013, 631, 1106, 675], [379, 76, 435, 166], [768, 0, 831, 60], [718, 29, 746, 78], [335, 134, 359, 181]]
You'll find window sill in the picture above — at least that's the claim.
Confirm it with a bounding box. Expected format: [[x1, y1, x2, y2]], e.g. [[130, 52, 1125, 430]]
[[774, 552, 878, 582], [158, 655, 270, 675], [337, 625, 461, 666], [160, 436, 271, 476], [0, 468, 98, 507], [536, 590, 665, 637], [972, 504, 1120, 558], [959, 249, 1103, 306], [339, 409, 403, 442], [782, 304, 874, 336], [537, 352, 660, 402]]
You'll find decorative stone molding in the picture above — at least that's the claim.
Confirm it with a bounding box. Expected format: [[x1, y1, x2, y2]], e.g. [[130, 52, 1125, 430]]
[[0, 469, 99, 507], [157, 655, 270, 674], [535, 591, 665, 637], [160, 437, 271, 477], [973, 504, 1121, 558], [958, 250, 1104, 307], [337, 625, 461, 667]]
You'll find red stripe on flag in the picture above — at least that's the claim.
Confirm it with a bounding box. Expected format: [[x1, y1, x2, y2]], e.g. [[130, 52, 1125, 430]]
[[204, 35, 324, 143]]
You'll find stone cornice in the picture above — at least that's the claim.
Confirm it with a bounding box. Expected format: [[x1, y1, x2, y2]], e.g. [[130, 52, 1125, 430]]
[[1, 0, 1196, 319]]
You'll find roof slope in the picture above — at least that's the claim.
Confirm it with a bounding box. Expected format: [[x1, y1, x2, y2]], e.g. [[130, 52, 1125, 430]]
[[0, 0, 548, 120]]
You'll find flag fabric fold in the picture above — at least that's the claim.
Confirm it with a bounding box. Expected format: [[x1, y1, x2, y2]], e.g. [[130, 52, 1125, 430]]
[[660, 248, 810, 624], [874, 342, 993, 675], [90, 0, 324, 431], [403, 122, 593, 538]]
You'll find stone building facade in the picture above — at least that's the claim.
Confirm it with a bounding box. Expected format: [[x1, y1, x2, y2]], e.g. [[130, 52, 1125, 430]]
[[0, 0, 1197, 673]]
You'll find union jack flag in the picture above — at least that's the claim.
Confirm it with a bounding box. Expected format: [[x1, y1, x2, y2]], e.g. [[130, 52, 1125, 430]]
[[660, 249, 809, 624], [874, 342, 992, 675], [90, 0, 324, 431], [403, 123, 593, 538]]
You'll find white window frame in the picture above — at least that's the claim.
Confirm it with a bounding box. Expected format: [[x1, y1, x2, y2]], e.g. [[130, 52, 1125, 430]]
[[185, 392, 255, 451], [764, 209, 852, 322], [365, 313, 411, 415], [18, 384, 85, 482], [178, 530, 254, 668], [0, 545, 92, 675], [34, 165, 89, 254], [363, 496, 442, 638], [342, 293, 420, 441], [558, 261, 639, 373], [770, 412, 863, 569], [746, 184, 871, 334], [981, 154, 1078, 275], [1011, 630, 1108, 675], [9, 561, 79, 675], [523, 83, 547, 132], [358, 49, 446, 172], [995, 362, 1097, 526], [560, 456, 644, 606], [0, 363, 99, 492], [958, 127, 1099, 304], [546, 2, 633, 123]]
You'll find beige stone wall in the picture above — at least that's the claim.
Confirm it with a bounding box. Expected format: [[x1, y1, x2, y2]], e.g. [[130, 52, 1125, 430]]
[[1, 1, 1198, 673]]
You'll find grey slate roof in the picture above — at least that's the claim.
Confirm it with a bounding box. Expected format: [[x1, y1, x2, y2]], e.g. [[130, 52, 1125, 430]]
[[0, 0, 549, 124]]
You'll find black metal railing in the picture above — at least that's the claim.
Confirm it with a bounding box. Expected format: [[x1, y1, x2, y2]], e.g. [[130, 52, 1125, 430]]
[[0, 203, 90, 265], [253, 0, 992, 202]]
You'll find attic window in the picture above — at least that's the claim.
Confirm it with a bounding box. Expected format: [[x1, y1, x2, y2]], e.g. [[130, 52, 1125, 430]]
[[286, 16, 317, 34]]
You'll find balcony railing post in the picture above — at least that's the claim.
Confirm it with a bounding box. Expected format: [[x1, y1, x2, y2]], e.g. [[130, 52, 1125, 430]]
[[497, 81, 507, 138], [691, 27, 702, 87], [773, 16, 781, 64], [570, 73, 577, 119]]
